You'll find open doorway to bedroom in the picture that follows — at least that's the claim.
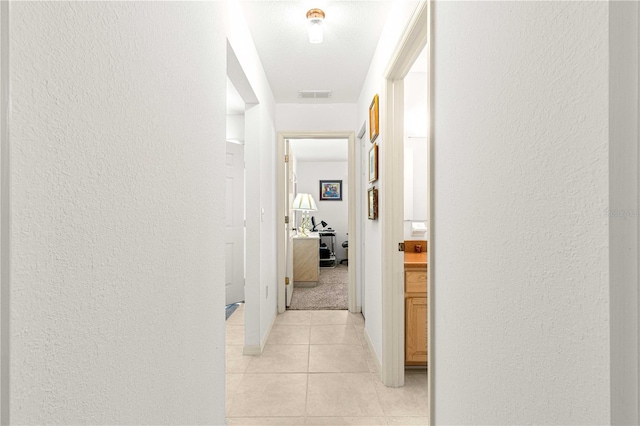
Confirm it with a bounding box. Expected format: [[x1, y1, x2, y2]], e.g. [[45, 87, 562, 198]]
[[287, 138, 349, 310], [276, 132, 357, 315]]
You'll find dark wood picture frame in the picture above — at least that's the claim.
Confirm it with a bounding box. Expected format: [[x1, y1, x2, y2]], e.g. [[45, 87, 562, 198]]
[[369, 94, 379, 143], [319, 180, 343, 201], [367, 187, 378, 220]]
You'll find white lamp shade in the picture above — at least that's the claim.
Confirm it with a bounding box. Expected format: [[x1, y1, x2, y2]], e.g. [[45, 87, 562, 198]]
[[292, 193, 317, 211]]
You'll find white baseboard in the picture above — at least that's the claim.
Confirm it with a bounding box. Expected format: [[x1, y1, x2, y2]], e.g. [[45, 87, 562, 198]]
[[363, 326, 382, 375], [242, 344, 261, 356], [242, 310, 276, 356]]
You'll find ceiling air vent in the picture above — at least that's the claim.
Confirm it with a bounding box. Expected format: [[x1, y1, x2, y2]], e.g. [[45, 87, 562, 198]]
[[298, 90, 332, 99]]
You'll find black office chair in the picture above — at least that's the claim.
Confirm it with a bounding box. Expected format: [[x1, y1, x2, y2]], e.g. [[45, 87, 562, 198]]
[[340, 240, 348, 265]]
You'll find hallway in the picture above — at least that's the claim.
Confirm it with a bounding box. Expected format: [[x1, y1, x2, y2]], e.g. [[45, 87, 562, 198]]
[[225, 304, 428, 425]]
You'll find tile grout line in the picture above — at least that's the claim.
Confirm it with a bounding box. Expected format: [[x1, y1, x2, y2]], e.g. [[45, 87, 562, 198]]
[[369, 367, 390, 421], [305, 320, 312, 422], [227, 311, 425, 424]]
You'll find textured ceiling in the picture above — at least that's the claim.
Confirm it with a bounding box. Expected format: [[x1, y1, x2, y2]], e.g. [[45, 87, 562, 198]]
[[240, 1, 393, 103]]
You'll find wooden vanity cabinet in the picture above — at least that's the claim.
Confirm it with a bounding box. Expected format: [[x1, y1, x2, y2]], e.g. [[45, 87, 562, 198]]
[[404, 242, 428, 366], [405, 274, 427, 365]]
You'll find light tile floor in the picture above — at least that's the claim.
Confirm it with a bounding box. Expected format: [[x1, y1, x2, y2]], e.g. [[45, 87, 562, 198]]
[[226, 304, 428, 426]]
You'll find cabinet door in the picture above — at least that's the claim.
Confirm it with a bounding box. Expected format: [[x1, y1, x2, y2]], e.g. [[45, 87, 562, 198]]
[[406, 296, 427, 365], [293, 239, 318, 281]]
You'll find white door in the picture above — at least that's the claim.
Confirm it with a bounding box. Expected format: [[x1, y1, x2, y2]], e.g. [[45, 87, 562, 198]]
[[285, 140, 295, 307], [225, 141, 245, 305]]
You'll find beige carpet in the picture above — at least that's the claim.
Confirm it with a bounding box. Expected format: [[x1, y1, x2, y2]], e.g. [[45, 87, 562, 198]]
[[289, 264, 348, 310]]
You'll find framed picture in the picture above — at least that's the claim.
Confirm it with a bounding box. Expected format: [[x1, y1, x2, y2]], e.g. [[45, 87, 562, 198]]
[[369, 94, 379, 143], [319, 180, 343, 201], [368, 143, 378, 183], [367, 187, 378, 220]]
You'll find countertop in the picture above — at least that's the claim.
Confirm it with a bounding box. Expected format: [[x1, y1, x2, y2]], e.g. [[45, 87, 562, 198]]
[[293, 232, 320, 239], [404, 251, 427, 269]]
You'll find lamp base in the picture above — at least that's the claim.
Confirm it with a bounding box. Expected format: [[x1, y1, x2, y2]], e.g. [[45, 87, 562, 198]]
[[299, 213, 310, 236]]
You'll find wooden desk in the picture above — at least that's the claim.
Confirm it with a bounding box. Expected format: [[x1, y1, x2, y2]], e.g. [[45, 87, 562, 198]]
[[293, 234, 319, 287]]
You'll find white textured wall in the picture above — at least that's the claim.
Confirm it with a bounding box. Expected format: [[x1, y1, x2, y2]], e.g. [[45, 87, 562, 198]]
[[276, 104, 357, 132], [404, 137, 428, 240], [226, 114, 245, 142], [296, 161, 349, 261], [244, 105, 262, 347], [609, 1, 639, 424], [259, 107, 277, 342], [9, 3, 226, 424], [0, 2, 7, 421], [404, 72, 428, 138], [433, 2, 610, 424]]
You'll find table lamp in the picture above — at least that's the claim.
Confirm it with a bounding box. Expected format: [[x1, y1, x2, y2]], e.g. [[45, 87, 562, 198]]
[[292, 193, 317, 237]]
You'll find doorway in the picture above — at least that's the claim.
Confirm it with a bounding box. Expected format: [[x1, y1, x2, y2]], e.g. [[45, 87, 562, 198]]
[[225, 78, 246, 307], [225, 41, 261, 356], [357, 123, 367, 318], [287, 138, 349, 311], [379, 0, 429, 390], [276, 132, 357, 315], [403, 46, 429, 367]]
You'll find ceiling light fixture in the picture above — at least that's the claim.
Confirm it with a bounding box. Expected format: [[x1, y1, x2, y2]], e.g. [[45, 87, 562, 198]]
[[306, 8, 325, 44]]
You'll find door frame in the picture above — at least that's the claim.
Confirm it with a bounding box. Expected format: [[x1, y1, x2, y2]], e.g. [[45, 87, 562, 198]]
[[277, 131, 357, 314], [379, 0, 429, 390], [357, 122, 367, 317]]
